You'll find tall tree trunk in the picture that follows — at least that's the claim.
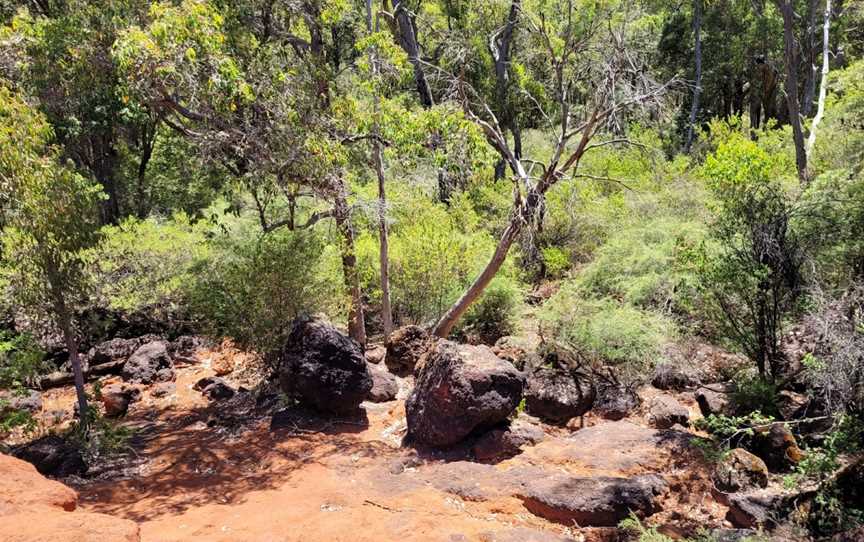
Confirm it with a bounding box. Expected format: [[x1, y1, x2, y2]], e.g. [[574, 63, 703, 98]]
[[685, 0, 703, 152], [777, 0, 809, 184], [48, 268, 88, 427], [806, 0, 832, 157], [801, 0, 819, 117], [334, 187, 367, 346], [367, 0, 394, 339], [393, 0, 433, 108], [136, 120, 157, 219]]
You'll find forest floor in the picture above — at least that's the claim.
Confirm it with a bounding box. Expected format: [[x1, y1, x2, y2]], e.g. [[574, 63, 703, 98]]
[[23, 339, 732, 542]]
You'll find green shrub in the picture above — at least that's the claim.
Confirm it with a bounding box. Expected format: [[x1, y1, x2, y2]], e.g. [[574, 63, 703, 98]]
[[574, 217, 705, 317], [729, 369, 780, 417], [0, 331, 47, 436], [541, 246, 570, 279], [539, 284, 675, 383], [455, 275, 521, 344], [188, 217, 344, 355], [88, 213, 210, 325]]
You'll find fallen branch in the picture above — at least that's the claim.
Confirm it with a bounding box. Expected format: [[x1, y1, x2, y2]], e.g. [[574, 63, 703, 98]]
[[38, 359, 125, 390]]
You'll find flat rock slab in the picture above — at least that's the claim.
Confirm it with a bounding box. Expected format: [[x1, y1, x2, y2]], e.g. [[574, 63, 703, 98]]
[[515, 474, 668, 527], [516, 420, 692, 476]]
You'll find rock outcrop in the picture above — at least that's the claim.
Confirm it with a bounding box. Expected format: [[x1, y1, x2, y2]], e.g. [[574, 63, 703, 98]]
[[406, 340, 525, 447], [472, 418, 546, 461], [100, 383, 141, 418], [652, 363, 700, 391], [593, 383, 640, 421], [524, 365, 594, 424], [516, 474, 667, 527], [121, 340, 174, 385], [0, 453, 140, 541], [277, 316, 372, 414]]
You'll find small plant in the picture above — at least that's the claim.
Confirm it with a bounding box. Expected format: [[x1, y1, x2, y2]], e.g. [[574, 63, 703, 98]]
[[730, 370, 779, 417], [694, 411, 776, 450], [619, 513, 674, 541]]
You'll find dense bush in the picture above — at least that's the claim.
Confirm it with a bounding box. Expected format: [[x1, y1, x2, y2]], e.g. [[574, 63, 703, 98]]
[[574, 217, 705, 318], [455, 275, 521, 345], [539, 284, 675, 383], [88, 214, 210, 326]]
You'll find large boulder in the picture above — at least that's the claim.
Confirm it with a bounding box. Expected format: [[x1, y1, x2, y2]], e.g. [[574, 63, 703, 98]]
[[524, 365, 594, 424], [366, 363, 398, 403], [713, 448, 769, 493], [406, 340, 525, 447], [277, 316, 372, 414], [0, 453, 77, 511], [121, 340, 174, 385], [87, 337, 142, 366], [725, 490, 786, 529], [648, 395, 690, 429], [516, 474, 667, 527], [652, 363, 700, 391], [13, 435, 87, 477], [384, 325, 430, 375], [593, 383, 640, 421]]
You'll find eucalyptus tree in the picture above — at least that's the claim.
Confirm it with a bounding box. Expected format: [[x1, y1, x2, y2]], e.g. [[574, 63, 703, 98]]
[[431, 0, 671, 337], [0, 85, 102, 424]]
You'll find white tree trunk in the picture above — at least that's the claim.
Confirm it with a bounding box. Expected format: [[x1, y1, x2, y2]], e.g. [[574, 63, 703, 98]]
[[806, 0, 832, 158]]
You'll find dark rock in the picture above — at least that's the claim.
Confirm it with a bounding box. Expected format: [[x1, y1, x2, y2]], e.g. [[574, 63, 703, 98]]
[[366, 363, 398, 403], [277, 316, 372, 414], [1, 389, 42, 415], [696, 384, 735, 417], [87, 338, 141, 366], [13, 435, 87, 477], [150, 382, 176, 398], [193, 376, 221, 391], [594, 384, 640, 421], [524, 365, 594, 424], [121, 341, 174, 385], [472, 418, 546, 461], [713, 448, 769, 493], [648, 395, 690, 429], [777, 391, 810, 421], [202, 380, 236, 401], [725, 490, 784, 529], [749, 424, 804, 472], [652, 363, 700, 391], [516, 474, 667, 527], [406, 340, 525, 447], [169, 335, 204, 363], [384, 325, 430, 375]]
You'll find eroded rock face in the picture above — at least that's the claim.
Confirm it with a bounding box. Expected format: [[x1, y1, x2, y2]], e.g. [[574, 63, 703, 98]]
[[648, 395, 690, 429], [13, 435, 87, 477], [366, 363, 398, 403], [406, 340, 525, 447], [122, 341, 174, 385], [515, 474, 667, 527], [384, 325, 430, 375], [277, 316, 372, 414], [524, 365, 594, 424], [0, 453, 77, 511], [713, 448, 769, 493]]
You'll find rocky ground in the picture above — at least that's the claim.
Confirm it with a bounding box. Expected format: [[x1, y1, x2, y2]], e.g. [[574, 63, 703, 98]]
[[1, 319, 826, 541]]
